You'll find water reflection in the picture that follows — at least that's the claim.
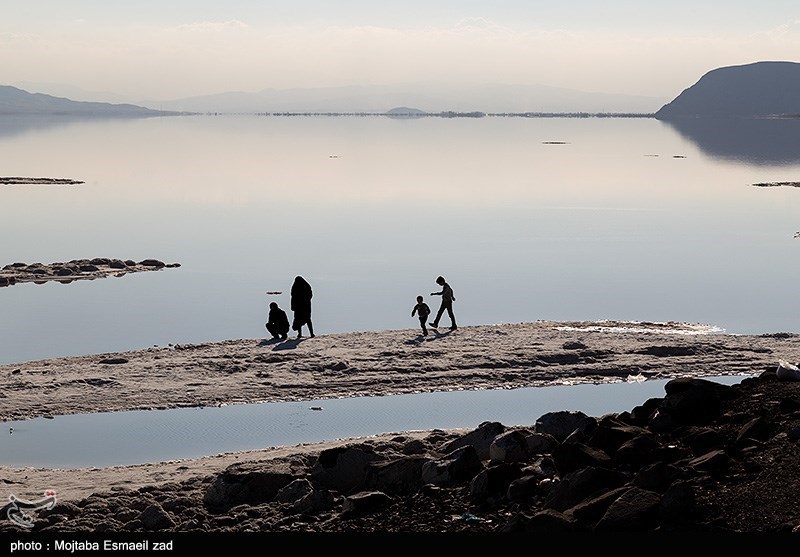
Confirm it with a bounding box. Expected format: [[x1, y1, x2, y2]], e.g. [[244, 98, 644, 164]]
[[658, 117, 800, 165], [0, 114, 171, 140]]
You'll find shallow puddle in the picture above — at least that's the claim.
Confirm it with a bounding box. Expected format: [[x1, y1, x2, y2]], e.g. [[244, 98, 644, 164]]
[[0, 375, 746, 468]]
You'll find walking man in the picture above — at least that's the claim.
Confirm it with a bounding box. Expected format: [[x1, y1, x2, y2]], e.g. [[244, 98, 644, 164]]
[[429, 276, 457, 331]]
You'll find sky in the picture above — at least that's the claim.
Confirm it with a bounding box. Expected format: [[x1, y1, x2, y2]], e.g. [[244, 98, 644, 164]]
[[3, 1, 800, 102]]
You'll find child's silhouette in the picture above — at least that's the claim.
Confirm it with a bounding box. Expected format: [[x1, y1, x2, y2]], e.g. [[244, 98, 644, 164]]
[[411, 295, 431, 336]]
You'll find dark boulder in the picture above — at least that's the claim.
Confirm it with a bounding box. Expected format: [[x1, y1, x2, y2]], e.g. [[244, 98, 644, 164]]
[[544, 466, 628, 512], [421, 446, 483, 486], [139, 503, 175, 530], [439, 421, 504, 460], [649, 378, 734, 431], [613, 434, 658, 470], [310, 446, 383, 494], [736, 417, 773, 444], [507, 474, 542, 502], [684, 427, 727, 455], [660, 480, 696, 523], [630, 397, 664, 426], [594, 487, 661, 532], [342, 491, 392, 516], [552, 443, 611, 476], [633, 462, 682, 493], [469, 462, 523, 503], [203, 463, 296, 511], [525, 432, 558, 455], [534, 411, 596, 442], [566, 486, 629, 524], [364, 456, 429, 495], [489, 430, 530, 463], [589, 415, 651, 455], [687, 449, 730, 476]]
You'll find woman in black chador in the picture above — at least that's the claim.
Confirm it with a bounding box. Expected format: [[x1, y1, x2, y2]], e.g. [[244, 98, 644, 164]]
[[290, 276, 314, 339]]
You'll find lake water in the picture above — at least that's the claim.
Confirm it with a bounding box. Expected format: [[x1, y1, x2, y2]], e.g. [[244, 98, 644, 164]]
[[2, 115, 800, 365]]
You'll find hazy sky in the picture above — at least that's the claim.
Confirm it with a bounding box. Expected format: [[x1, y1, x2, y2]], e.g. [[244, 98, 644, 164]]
[[3, 1, 800, 101]]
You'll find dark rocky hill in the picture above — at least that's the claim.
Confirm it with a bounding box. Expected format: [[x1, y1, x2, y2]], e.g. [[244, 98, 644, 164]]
[[656, 61, 800, 119], [0, 85, 174, 116]]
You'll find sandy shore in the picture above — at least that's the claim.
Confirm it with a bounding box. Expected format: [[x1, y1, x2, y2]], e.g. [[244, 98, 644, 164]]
[[1, 320, 798, 504]]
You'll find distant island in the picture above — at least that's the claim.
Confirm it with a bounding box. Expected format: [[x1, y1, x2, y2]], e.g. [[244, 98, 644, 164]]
[[656, 61, 800, 119], [0, 85, 178, 116], [384, 106, 427, 117], [0, 258, 180, 288], [1, 177, 83, 186]]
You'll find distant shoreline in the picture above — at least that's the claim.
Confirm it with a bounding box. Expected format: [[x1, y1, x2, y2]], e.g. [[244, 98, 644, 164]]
[[202, 111, 657, 118]]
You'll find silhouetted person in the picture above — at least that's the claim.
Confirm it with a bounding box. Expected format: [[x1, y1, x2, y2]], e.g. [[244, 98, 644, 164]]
[[430, 276, 457, 330], [265, 301, 290, 340], [291, 276, 314, 339], [411, 295, 431, 336]]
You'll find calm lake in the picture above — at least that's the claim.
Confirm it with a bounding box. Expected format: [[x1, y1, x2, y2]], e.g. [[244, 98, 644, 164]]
[[2, 114, 800, 365]]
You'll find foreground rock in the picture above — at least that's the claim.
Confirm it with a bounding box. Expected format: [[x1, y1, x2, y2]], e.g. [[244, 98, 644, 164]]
[[9, 367, 800, 533]]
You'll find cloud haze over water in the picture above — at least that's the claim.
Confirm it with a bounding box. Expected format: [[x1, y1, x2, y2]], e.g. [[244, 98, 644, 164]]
[[3, 1, 800, 105]]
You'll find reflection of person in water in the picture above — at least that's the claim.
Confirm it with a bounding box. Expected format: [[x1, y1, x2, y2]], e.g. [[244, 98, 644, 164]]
[[430, 275, 457, 330], [265, 302, 290, 340], [290, 276, 314, 339]]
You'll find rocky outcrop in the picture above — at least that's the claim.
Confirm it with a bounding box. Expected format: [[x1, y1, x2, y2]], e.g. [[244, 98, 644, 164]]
[[0, 258, 180, 287]]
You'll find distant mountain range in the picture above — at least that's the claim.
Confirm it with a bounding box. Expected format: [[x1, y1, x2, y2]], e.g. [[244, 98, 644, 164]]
[[7, 62, 800, 118], [0, 86, 174, 116], [146, 83, 663, 114], [656, 61, 800, 119], [6, 82, 668, 114]]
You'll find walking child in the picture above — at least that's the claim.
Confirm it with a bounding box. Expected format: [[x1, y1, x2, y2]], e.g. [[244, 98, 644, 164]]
[[411, 295, 431, 336]]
